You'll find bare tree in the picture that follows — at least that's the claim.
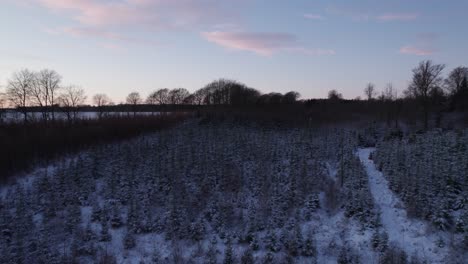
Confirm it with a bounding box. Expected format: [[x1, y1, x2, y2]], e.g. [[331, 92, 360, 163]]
[[30, 69, 62, 122], [364, 83, 376, 100], [126, 92, 142, 117], [146, 91, 158, 115], [29, 73, 45, 120], [93, 93, 112, 119], [444, 66, 468, 95], [41, 69, 62, 121], [146, 92, 158, 105], [191, 88, 207, 105], [148, 88, 170, 105], [169, 88, 190, 105], [6, 69, 35, 123], [405, 60, 445, 130], [382, 83, 397, 101], [379, 83, 399, 126], [59, 86, 86, 122], [126, 92, 142, 105], [181, 93, 195, 105]]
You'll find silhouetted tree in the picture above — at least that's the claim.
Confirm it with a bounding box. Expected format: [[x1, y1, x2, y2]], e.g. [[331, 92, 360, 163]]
[[203, 79, 231, 105], [36, 69, 62, 121], [126, 92, 142, 116], [148, 88, 170, 105], [328, 90, 343, 100], [190, 88, 207, 105], [6, 69, 35, 123], [382, 83, 397, 101], [58, 85, 87, 122], [169, 88, 189, 105], [146, 91, 158, 115], [445, 67, 468, 110], [93, 93, 112, 119], [456, 76, 468, 110], [444, 66, 468, 96], [283, 91, 301, 104], [405, 60, 445, 130], [146, 91, 158, 105], [201, 79, 260, 106], [364, 83, 376, 100]]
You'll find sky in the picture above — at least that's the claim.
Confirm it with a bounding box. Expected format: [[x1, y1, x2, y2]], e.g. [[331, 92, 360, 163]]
[[1, 0, 467, 102]]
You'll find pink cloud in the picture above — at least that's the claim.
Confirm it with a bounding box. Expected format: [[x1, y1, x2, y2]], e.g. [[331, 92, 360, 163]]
[[34, 0, 236, 28], [201, 31, 334, 56], [377, 13, 419, 22], [399, 46, 434, 56], [44, 26, 159, 46], [29, 0, 243, 46], [303, 14, 324, 20], [35, 0, 160, 27], [202, 31, 295, 56]]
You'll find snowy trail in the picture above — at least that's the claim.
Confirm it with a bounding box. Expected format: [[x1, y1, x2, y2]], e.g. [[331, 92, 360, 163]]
[[357, 148, 449, 263]]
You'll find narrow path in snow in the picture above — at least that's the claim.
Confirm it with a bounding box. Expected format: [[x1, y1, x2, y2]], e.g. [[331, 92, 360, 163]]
[[357, 148, 448, 263]]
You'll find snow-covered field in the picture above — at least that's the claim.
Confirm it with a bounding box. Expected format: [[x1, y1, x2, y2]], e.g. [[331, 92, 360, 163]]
[[0, 111, 164, 123], [0, 121, 466, 263]]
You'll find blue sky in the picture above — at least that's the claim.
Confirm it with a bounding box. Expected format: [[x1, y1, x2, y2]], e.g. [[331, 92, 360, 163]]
[[1, 0, 467, 102]]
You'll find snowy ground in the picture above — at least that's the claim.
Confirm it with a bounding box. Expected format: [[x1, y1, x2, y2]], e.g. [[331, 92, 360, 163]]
[[357, 148, 450, 263], [2, 124, 463, 263], [0, 111, 165, 123]]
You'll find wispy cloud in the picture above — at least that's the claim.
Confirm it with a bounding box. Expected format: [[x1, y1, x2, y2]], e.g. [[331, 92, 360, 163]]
[[201, 31, 334, 56], [400, 31, 439, 56], [202, 31, 295, 56], [36, 0, 145, 26], [44, 26, 159, 46], [327, 5, 420, 22], [399, 46, 434, 56], [29, 0, 239, 42], [303, 14, 324, 20], [35, 0, 239, 28], [377, 13, 419, 22]]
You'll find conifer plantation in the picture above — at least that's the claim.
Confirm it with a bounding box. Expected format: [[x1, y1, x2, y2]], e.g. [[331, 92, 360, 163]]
[[2, 1, 468, 263]]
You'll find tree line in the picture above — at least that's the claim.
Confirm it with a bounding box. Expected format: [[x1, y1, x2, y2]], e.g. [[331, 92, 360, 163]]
[[0, 71, 301, 123], [359, 61, 468, 130], [0, 69, 86, 123], [1, 60, 467, 129], [319, 61, 467, 130]]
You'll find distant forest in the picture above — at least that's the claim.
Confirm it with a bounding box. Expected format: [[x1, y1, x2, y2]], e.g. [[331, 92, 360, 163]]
[[0, 60, 467, 180], [1, 60, 467, 127]]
